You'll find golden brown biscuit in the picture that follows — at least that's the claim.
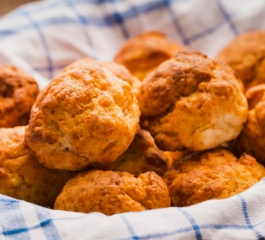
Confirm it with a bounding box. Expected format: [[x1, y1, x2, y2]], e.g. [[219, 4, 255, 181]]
[[103, 129, 171, 176], [0, 126, 74, 207], [216, 31, 265, 91], [114, 31, 187, 81], [163, 148, 265, 207], [54, 170, 170, 215], [25, 64, 140, 171], [0, 65, 39, 127], [234, 84, 265, 164], [139, 51, 248, 152], [62, 57, 133, 85]]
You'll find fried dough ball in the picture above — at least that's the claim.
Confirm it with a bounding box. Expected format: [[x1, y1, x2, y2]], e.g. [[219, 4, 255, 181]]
[[103, 129, 171, 176], [139, 51, 248, 152], [54, 170, 170, 215], [216, 31, 265, 91], [234, 84, 265, 164], [0, 126, 74, 207], [114, 31, 187, 81], [25, 64, 140, 171], [0, 65, 39, 127], [163, 148, 265, 207]]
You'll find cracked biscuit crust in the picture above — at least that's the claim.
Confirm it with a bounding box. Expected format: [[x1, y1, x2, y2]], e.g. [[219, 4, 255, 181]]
[[234, 84, 265, 164], [0, 126, 74, 207], [139, 51, 248, 151], [114, 31, 187, 81], [0, 65, 39, 127], [63, 57, 134, 85], [25, 64, 140, 171], [54, 170, 170, 215], [216, 31, 265, 91], [163, 148, 265, 207]]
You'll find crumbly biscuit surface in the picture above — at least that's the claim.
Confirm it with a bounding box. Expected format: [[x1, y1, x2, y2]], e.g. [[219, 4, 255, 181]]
[[0, 126, 74, 207], [163, 149, 265, 207], [54, 170, 170, 215], [234, 84, 265, 163], [114, 31, 187, 81], [63, 57, 133, 85], [0, 65, 39, 127], [216, 31, 265, 90]]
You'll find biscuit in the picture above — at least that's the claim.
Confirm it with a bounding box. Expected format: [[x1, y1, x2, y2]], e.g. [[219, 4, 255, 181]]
[[234, 84, 265, 164], [163, 148, 265, 207], [139, 51, 248, 151], [25, 64, 140, 171], [54, 170, 170, 215], [0, 126, 74, 207], [103, 129, 171, 176], [0, 65, 39, 127], [114, 31, 187, 81], [216, 31, 265, 90]]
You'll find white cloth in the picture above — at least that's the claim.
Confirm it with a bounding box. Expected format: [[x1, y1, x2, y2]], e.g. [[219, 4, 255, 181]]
[[0, 0, 265, 239]]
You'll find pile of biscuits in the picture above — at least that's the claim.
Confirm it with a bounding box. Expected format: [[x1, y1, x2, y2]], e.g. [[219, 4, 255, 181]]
[[1, 30, 265, 215]]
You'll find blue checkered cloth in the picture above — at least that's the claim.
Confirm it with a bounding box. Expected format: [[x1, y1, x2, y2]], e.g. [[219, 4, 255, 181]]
[[1, 0, 265, 239]]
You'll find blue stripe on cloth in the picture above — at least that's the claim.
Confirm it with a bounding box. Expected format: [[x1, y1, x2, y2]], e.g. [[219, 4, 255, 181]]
[[0, 0, 196, 44], [0, 201, 31, 239], [120, 215, 139, 240], [238, 195, 265, 240], [163, 0, 190, 45], [186, 17, 226, 43], [215, 0, 238, 35], [0, 0, 186, 39], [0, 198, 18, 203], [178, 208, 203, 240], [34, 205, 61, 240], [22, 12, 54, 79], [63, 0, 97, 58], [109, 0, 129, 39]]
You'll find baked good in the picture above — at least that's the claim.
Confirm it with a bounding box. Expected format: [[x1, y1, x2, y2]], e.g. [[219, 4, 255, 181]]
[[139, 51, 248, 152], [0, 64, 39, 127], [114, 31, 187, 81], [25, 64, 140, 171], [103, 129, 171, 176], [54, 170, 170, 215], [0, 126, 74, 207], [163, 148, 265, 207], [216, 31, 265, 91], [234, 84, 265, 164]]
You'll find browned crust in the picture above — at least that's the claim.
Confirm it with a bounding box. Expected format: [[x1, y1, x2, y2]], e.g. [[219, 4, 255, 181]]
[[54, 170, 170, 215], [63, 57, 134, 85], [163, 148, 265, 207], [114, 31, 187, 81], [234, 84, 265, 163], [216, 31, 265, 90], [0, 65, 39, 127], [0, 126, 74, 207]]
